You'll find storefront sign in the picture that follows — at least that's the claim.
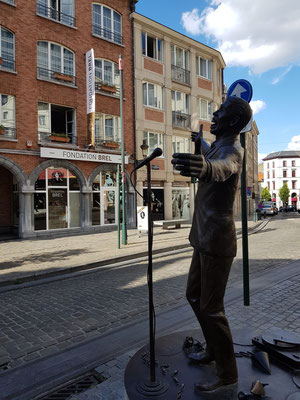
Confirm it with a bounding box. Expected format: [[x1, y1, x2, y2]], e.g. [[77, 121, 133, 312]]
[[172, 182, 189, 187], [41, 148, 128, 164]]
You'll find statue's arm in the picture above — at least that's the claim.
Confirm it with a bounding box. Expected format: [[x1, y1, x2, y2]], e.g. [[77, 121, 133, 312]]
[[200, 138, 211, 155], [206, 146, 244, 182]]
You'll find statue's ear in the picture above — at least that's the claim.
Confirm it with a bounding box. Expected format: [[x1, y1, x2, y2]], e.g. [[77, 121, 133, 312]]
[[229, 115, 240, 127]]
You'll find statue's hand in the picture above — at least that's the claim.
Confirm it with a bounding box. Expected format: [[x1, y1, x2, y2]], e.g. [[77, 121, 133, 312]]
[[171, 153, 207, 178]]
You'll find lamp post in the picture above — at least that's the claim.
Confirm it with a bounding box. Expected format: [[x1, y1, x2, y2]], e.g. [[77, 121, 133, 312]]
[[140, 139, 149, 159]]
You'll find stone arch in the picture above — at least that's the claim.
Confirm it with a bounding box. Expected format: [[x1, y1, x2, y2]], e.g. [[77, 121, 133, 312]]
[[29, 159, 87, 189], [88, 163, 118, 187], [0, 156, 27, 187]]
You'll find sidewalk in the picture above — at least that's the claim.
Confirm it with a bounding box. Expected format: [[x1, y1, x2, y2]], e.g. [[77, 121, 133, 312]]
[[0, 219, 266, 287]]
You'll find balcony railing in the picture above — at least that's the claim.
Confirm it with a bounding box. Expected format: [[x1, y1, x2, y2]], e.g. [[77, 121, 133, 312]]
[[36, 2, 76, 27], [38, 131, 77, 145], [0, 54, 15, 72], [37, 67, 76, 85], [95, 81, 120, 97], [171, 65, 190, 85], [0, 127, 16, 139], [95, 138, 121, 149], [92, 25, 123, 45], [172, 111, 191, 129]]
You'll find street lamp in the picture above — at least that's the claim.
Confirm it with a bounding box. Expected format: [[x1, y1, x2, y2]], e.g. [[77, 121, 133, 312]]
[[140, 139, 149, 159]]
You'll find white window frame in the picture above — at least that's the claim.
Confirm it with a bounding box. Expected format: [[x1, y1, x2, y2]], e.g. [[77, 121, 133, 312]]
[[171, 45, 189, 70], [198, 98, 212, 121], [94, 58, 120, 88], [37, 0, 75, 26], [95, 113, 121, 142], [172, 136, 191, 153], [37, 41, 75, 77], [171, 91, 190, 114], [143, 131, 164, 157], [0, 26, 15, 70], [142, 81, 163, 110], [0, 93, 15, 130], [92, 3, 122, 45], [142, 32, 163, 61], [38, 101, 76, 137], [196, 56, 212, 80]]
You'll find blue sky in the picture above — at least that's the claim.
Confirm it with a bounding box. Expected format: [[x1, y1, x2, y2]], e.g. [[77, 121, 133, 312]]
[[136, 0, 300, 162]]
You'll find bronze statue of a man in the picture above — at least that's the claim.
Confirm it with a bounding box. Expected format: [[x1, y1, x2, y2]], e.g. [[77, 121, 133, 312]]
[[172, 96, 252, 392]]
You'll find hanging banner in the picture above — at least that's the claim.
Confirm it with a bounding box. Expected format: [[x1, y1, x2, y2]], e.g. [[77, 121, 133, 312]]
[[86, 49, 95, 147]]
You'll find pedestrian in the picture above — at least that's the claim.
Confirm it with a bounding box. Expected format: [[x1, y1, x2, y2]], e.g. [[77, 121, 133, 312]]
[[172, 96, 252, 392]]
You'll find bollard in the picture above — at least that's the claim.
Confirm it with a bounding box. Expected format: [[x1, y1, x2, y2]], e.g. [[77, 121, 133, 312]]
[[253, 212, 258, 222]]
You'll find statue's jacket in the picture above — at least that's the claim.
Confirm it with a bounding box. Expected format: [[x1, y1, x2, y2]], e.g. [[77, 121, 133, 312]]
[[189, 134, 244, 258]]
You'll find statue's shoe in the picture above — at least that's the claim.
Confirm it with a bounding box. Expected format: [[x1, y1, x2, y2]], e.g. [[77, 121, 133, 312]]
[[188, 350, 215, 364], [195, 377, 238, 392]]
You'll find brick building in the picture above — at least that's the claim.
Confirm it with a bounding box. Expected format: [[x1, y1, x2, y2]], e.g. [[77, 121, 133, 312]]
[[0, 0, 137, 238]]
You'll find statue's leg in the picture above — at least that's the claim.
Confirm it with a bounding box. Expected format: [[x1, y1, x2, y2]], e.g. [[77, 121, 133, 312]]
[[186, 249, 214, 358], [198, 254, 237, 382]]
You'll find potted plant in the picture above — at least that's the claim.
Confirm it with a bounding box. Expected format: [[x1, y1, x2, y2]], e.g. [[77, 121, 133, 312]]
[[103, 140, 120, 148], [53, 72, 74, 83], [100, 82, 117, 94], [50, 133, 70, 143], [0, 125, 5, 135]]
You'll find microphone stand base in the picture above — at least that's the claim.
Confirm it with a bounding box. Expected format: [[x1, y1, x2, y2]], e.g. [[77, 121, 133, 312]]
[[136, 379, 169, 397]]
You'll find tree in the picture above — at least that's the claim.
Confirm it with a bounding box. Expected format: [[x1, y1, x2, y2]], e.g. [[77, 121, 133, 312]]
[[261, 187, 271, 201], [279, 183, 290, 204]]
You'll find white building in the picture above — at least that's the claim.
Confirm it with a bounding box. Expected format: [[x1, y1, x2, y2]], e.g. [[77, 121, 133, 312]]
[[263, 151, 300, 208]]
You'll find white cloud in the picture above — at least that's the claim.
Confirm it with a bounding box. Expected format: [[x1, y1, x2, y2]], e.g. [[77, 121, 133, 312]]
[[272, 66, 293, 85], [181, 1, 300, 74], [258, 153, 268, 163], [287, 135, 300, 150], [250, 100, 266, 115]]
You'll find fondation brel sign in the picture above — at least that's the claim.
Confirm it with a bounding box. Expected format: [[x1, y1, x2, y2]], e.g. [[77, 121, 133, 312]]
[[40, 148, 128, 164]]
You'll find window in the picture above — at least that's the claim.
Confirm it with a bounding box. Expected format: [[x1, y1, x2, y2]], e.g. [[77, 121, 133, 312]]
[[142, 32, 163, 61], [95, 59, 120, 95], [38, 102, 76, 143], [34, 167, 80, 231], [273, 181, 275, 190], [37, 0, 75, 27], [95, 113, 120, 145], [142, 82, 163, 109], [172, 91, 190, 128], [283, 160, 287, 167], [292, 170, 296, 177], [1, 0, 15, 4], [267, 182, 270, 190], [171, 45, 189, 69], [198, 98, 212, 121], [267, 162, 269, 169], [172, 136, 191, 153], [92, 4, 122, 45], [272, 170, 275, 178], [292, 160, 296, 167], [92, 171, 118, 226], [37, 41, 75, 84], [143, 131, 164, 156], [283, 170, 287, 178], [196, 56, 212, 79], [267, 171, 270, 179], [0, 27, 15, 71], [292, 181, 296, 189], [272, 162, 275, 168], [0, 93, 15, 138]]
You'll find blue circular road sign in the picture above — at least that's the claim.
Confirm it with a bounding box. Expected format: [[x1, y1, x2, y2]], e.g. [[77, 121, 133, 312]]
[[227, 79, 253, 103]]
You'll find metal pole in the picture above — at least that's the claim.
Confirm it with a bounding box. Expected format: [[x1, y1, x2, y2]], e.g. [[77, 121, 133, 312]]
[[119, 54, 127, 245], [240, 132, 250, 306], [117, 164, 120, 249]]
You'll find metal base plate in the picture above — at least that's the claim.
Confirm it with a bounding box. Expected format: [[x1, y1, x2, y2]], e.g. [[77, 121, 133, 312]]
[[124, 330, 299, 399]]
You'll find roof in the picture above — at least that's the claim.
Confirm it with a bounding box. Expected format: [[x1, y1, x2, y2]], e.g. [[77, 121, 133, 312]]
[[263, 150, 300, 161]]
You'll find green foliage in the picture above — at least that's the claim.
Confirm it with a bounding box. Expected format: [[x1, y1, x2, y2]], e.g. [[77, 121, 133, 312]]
[[279, 183, 290, 204], [261, 187, 271, 201]]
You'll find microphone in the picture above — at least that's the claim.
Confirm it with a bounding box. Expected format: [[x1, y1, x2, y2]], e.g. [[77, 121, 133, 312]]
[[134, 147, 163, 170]]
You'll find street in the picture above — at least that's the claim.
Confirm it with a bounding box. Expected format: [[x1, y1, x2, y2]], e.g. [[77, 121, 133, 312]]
[[1, 213, 300, 399]]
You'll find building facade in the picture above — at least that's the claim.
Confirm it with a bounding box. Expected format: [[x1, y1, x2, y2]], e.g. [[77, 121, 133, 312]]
[[133, 13, 225, 220], [0, 0, 137, 238], [263, 150, 300, 209]]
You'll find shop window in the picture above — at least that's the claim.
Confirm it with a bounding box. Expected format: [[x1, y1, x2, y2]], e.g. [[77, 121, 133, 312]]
[[92, 4, 122, 45], [95, 113, 120, 147], [0, 27, 15, 71], [196, 56, 211, 80], [37, 41, 75, 85], [0, 93, 16, 138], [95, 58, 120, 96], [142, 32, 163, 61], [143, 131, 164, 156], [34, 167, 80, 231], [92, 171, 118, 226], [38, 102, 76, 144], [172, 136, 191, 154], [37, 0, 75, 26], [142, 81, 163, 109], [172, 189, 190, 219], [198, 98, 212, 121]]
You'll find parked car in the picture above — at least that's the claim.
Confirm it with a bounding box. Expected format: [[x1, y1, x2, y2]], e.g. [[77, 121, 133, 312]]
[[262, 201, 278, 215], [287, 205, 296, 212]]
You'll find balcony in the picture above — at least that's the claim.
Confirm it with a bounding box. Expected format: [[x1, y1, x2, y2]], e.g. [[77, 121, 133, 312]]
[[171, 65, 190, 85], [172, 111, 191, 129], [92, 25, 122, 45], [36, 2, 75, 27], [0, 127, 16, 139], [37, 67, 76, 85], [95, 138, 120, 149], [0, 55, 15, 72], [95, 81, 120, 97], [38, 131, 77, 145]]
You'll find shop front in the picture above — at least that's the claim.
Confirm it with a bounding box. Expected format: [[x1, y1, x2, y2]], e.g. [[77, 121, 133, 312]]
[[172, 182, 191, 220]]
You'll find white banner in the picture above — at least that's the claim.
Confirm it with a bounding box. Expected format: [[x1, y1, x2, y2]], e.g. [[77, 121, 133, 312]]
[[41, 148, 128, 164], [86, 49, 95, 114], [137, 206, 148, 232]]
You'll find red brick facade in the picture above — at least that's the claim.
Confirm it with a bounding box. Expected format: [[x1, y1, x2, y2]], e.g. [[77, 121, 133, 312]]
[[198, 77, 213, 91]]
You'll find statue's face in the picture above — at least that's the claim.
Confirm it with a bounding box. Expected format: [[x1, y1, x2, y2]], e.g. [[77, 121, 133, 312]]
[[210, 100, 234, 137]]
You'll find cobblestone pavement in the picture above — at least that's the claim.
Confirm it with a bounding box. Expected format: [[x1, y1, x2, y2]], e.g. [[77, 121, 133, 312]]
[[0, 214, 299, 378]]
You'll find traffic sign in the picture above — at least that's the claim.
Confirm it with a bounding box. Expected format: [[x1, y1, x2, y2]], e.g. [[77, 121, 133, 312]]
[[227, 79, 253, 103]]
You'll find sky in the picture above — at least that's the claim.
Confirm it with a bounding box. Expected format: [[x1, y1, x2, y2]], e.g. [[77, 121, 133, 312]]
[[136, 0, 300, 163]]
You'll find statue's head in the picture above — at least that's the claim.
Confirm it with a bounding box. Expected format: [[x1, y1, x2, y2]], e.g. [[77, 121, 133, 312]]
[[210, 97, 252, 137]]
